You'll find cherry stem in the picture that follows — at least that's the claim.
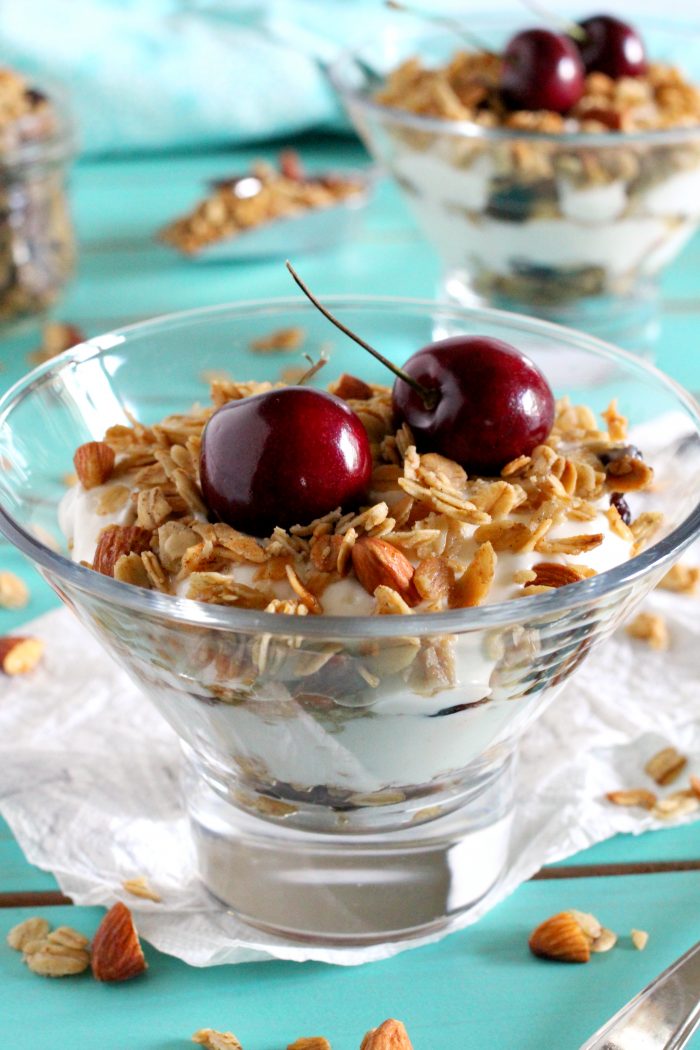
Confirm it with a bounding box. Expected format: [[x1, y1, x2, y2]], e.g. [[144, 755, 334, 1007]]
[[285, 261, 439, 409], [296, 351, 328, 386], [521, 0, 586, 41], [385, 0, 496, 56]]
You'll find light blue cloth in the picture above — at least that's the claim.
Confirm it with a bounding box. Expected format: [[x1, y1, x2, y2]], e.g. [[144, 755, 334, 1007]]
[[3, 0, 699, 156]]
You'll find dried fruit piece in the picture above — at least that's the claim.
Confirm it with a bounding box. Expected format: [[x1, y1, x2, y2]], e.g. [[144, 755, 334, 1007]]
[[7, 916, 50, 951], [360, 1019, 414, 1049], [0, 571, 29, 609], [91, 902, 147, 982], [626, 612, 669, 651], [645, 747, 687, 786], [631, 929, 649, 951], [193, 1030, 243, 1050], [351, 537, 418, 605], [73, 441, 116, 490], [606, 789, 657, 809], [528, 912, 591, 963], [0, 636, 44, 675], [93, 525, 152, 577], [287, 1038, 332, 1050]]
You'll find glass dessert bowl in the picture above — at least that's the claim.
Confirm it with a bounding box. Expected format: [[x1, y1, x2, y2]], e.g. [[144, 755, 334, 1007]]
[[1, 297, 699, 947], [329, 16, 700, 354]]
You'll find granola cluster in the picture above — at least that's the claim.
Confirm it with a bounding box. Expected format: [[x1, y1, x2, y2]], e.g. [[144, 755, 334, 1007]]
[[159, 151, 365, 256], [375, 52, 700, 133], [68, 374, 659, 618]]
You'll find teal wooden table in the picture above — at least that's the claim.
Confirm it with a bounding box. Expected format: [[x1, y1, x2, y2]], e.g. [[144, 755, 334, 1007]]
[[2, 133, 700, 1049]]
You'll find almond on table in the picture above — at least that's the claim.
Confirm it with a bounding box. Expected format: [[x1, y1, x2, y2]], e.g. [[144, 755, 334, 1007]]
[[0, 636, 44, 675], [0, 571, 29, 609], [90, 902, 147, 982]]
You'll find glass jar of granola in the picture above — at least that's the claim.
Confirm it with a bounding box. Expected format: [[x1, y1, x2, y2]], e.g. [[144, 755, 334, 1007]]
[[0, 68, 75, 328]]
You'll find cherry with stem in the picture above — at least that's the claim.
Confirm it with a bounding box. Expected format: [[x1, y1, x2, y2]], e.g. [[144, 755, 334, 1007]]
[[285, 261, 439, 410]]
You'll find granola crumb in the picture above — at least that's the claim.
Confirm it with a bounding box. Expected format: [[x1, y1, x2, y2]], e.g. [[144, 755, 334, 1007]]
[[193, 1029, 243, 1050], [658, 563, 700, 594], [645, 746, 687, 786], [631, 929, 649, 951], [0, 571, 29, 609], [122, 876, 161, 903], [606, 788, 657, 809], [626, 612, 669, 650], [287, 1039, 332, 1050], [250, 326, 305, 353]]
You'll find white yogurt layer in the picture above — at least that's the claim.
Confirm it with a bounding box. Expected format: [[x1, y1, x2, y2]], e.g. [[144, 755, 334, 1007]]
[[59, 475, 632, 794], [392, 144, 700, 281]]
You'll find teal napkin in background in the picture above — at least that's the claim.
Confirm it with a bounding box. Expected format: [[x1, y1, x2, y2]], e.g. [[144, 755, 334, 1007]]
[[3, 0, 698, 156]]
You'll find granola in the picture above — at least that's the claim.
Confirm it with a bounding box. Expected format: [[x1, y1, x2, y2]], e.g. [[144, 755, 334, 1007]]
[[159, 151, 364, 256], [61, 385, 655, 618]]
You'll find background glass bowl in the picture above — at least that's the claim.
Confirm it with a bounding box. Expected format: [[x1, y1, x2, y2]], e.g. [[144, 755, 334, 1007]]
[[1, 298, 699, 945], [329, 16, 700, 354]]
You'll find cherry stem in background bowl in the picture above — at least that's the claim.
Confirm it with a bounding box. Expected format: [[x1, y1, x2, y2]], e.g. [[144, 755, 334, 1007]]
[[296, 351, 329, 386], [521, 0, 586, 42], [285, 261, 440, 410], [385, 0, 496, 56]]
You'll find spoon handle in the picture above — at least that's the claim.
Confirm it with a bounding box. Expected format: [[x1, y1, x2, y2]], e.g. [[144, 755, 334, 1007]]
[[579, 940, 700, 1049]]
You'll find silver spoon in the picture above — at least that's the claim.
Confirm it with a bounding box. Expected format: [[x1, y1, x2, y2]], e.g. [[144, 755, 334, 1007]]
[[579, 939, 700, 1049]]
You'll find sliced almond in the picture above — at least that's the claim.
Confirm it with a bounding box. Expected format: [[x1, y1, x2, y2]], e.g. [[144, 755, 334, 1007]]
[[73, 441, 115, 490], [606, 788, 657, 809], [192, 1029, 243, 1050], [450, 541, 496, 608]]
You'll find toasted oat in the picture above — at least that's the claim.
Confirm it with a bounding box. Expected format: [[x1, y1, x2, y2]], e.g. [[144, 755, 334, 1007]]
[[96, 484, 131, 516], [626, 612, 669, 650], [0, 571, 29, 609], [413, 555, 452, 602], [135, 487, 172, 530], [658, 563, 700, 594], [630, 511, 663, 552], [374, 584, 414, 615], [568, 910, 602, 941], [285, 564, 322, 614], [193, 1030, 243, 1050], [601, 399, 628, 442], [250, 326, 305, 353], [605, 456, 654, 493], [645, 747, 687, 786], [22, 925, 91, 977], [605, 504, 634, 542], [535, 532, 603, 556], [7, 917, 50, 951], [606, 789, 657, 809], [501, 455, 532, 477], [123, 876, 161, 903], [450, 541, 496, 608], [631, 929, 649, 951], [329, 373, 373, 401], [186, 573, 272, 609]]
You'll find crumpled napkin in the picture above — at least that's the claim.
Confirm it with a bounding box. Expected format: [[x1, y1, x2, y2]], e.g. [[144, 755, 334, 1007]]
[[1, 577, 698, 967]]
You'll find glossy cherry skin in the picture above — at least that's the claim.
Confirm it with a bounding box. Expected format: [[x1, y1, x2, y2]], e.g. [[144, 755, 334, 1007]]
[[577, 14, 647, 79], [501, 28, 585, 113], [200, 387, 372, 536], [392, 336, 555, 475]]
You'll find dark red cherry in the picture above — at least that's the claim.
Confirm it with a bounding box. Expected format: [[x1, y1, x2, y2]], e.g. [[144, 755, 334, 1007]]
[[501, 28, 585, 113], [200, 387, 372, 536], [577, 14, 647, 79], [392, 336, 555, 475]]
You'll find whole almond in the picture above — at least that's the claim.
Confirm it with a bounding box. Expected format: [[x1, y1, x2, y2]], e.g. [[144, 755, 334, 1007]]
[[91, 901, 147, 982], [74, 441, 115, 489], [528, 911, 591, 963], [360, 1019, 413, 1050], [351, 537, 418, 605], [93, 525, 152, 577], [0, 636, 44, 675], [531, 562, 589, 588]]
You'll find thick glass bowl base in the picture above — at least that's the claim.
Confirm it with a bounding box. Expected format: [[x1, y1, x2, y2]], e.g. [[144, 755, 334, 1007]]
[[440, 269, 659, 359], [187, 755, 514, 947]]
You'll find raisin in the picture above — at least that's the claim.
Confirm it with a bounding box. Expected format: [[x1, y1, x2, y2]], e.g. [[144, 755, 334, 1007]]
[[610, 491, 631, 525]]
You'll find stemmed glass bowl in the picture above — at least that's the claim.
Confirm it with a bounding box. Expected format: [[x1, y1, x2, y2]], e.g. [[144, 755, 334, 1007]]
[[329, 17, 700, 353], [1, 297, 699, 945]]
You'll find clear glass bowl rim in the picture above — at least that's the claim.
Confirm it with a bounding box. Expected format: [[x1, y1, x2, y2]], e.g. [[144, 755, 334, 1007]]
[[328, 19, 700, 148], [1, 294, 699, 640]]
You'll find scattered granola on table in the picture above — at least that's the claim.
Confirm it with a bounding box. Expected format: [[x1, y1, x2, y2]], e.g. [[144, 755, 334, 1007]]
[[193, 1031, 243, 1050], [0, 571, 29, 609], [626, 611, 669, 650], [158, 151, 365, 256], [658, 562, 700, 594], [0, 635, 44, 675], [7, 917, 90, 978]]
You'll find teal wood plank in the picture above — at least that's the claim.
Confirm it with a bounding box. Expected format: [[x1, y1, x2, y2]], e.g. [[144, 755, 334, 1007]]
[[3, 873, 700, 1049]]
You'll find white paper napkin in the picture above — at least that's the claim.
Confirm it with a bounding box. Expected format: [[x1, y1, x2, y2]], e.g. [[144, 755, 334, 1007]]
[[1, 577, 698, 967]]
